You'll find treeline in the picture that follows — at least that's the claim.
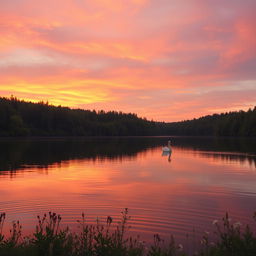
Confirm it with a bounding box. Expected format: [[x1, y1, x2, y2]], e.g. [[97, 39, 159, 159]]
[[164, 108, 256, 136], [0, 96, 255, 136], [0, 97, 155, 136]]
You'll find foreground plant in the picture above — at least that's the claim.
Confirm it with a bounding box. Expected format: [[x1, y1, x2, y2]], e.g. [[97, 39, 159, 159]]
[[198, 212, 256, 256], [0, 213, 6, 243], [0, 209, 255, 256]]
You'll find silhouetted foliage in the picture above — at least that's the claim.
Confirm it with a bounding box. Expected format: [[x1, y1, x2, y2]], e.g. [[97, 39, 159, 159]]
[[1, 210, 256, 256], [0, 97, 255, 137], [162, 108, 256, 136], [0, 97, 155, 137]]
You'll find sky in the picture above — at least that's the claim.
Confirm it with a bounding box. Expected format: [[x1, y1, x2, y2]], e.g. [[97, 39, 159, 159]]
[[0, 0, 255, 121]]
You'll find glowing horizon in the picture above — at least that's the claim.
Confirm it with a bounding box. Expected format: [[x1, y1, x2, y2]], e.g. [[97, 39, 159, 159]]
[[0, 0, 255, 121]]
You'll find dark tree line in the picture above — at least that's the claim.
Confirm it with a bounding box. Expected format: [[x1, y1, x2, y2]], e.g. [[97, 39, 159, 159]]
[[0, 96, 255, 137], [163, 108, 256, 136], [0, 96, 156, 136]]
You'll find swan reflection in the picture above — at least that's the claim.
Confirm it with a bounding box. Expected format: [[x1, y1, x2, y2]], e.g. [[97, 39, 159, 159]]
[[162, 150, 172, 162]]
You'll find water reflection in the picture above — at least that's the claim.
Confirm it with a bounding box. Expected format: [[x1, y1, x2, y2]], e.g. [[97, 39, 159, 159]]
[[195, 151, 256, 169], [0, 137, 256, 246], [162, 151, 172, 162], [0, 137, 163, 172], [172, 136, 256, 155], [0, 137, 255, 173]]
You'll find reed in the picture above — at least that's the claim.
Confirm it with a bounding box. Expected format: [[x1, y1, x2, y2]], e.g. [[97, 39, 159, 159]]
[[0, 209, 255, 256]]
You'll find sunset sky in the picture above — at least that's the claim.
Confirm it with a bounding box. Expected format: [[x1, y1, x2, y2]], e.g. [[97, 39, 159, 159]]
[[0, 0, 255, 121]]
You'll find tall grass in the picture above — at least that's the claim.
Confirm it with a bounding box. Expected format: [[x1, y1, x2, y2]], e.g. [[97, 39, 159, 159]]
[[0, 209, 256, 256]]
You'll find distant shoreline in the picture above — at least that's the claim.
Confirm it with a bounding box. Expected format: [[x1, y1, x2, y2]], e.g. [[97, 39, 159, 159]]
[[1, 97, 255, 137]]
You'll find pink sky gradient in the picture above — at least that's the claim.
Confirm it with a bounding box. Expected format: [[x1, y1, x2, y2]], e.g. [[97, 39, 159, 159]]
[[0, 0, 255, 121]]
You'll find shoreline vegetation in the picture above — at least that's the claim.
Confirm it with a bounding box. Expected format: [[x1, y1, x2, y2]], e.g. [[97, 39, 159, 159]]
[[0, 96, 255, 137], [0, 209, 256, 256]]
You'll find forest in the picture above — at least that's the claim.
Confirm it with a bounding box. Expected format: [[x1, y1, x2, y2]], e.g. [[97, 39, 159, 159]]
[[0, 96, 255, 137], [163, 107, 256, 136]]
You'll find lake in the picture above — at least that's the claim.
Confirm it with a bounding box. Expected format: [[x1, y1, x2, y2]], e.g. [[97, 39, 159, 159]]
[[0, 136, 256, 247]]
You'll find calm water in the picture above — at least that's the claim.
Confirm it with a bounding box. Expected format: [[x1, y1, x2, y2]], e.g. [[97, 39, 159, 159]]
[[0, 137, 256, 245]]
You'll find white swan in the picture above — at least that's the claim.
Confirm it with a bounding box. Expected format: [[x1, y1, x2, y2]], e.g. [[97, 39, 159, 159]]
[[162, 140, 172, 152]]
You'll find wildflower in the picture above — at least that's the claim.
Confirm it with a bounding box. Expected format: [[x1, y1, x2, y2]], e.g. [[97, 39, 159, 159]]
[[200, 239, 207, 245], [233, 222, 242, 228], [107, 216, 113, 225], [24, 237, 30, 245], [138, 240, 145, 246], [178, 244, 183, 251], [154, 234, 161, 243], [212, 220, 218, 225]]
